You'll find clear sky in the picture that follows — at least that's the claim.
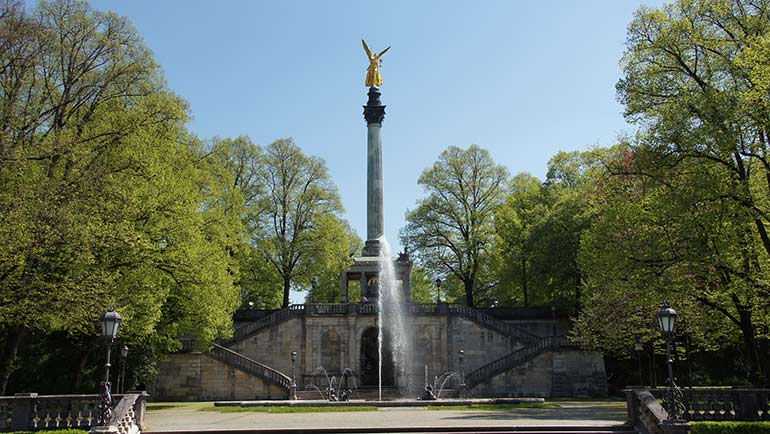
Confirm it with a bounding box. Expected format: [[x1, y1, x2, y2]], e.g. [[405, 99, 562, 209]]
[[89, 0, 665, 256]]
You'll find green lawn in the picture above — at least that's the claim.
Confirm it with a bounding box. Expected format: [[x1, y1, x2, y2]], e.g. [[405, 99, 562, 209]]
[[427, 402, 561, 410]]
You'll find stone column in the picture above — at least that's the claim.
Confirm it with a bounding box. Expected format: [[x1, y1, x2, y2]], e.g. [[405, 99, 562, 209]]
[[362, 86, 386, 257], [340, 271, 349, 303]]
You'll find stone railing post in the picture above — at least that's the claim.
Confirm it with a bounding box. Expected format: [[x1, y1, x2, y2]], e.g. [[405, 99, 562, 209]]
[[733, 388, 760, 421], [624, 388, 641, 427], [661, 419, 690, 434], [437, 302, 449, 315], [133, 391, 148, 430], [10, 393, 37, 431]]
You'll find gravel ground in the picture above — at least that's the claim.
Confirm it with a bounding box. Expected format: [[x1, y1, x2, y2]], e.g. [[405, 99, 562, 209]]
[[145, 401, 628, 431]]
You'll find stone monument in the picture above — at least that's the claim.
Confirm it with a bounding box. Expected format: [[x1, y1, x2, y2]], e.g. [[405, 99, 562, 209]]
[[340, 41, 411, 303]]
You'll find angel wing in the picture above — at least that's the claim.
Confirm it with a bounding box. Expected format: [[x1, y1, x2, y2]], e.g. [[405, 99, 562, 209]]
[[377, 46, 391, 58], [362, 39, 372, 58]]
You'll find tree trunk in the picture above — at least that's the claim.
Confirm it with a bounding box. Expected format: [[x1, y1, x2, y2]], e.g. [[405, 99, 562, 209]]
[[0, 325, 27, 395], [464, 279, 474, 307], [736, 306, 766, 386], [282, 276, 291, 308], [73, 337, 97, 392]]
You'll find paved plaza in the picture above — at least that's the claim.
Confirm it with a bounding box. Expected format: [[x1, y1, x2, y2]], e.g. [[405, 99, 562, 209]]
[[145, 401, 628, 431]]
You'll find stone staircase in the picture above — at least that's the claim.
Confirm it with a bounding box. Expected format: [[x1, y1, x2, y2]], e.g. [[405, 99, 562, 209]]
[[465, 336, 579, 389], [208, 303, 577, 398], [208, 343, 293, 395], [446, 304, 541, 345]]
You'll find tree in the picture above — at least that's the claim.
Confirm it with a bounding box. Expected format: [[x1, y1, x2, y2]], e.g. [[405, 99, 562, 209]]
[[251, 138, 345, 307], [606, 0, 770, 384], [493, 173, 545, 306], [401, 145, 509, 307], [493, 151, 601, 309], [0, 0, 242, 393]]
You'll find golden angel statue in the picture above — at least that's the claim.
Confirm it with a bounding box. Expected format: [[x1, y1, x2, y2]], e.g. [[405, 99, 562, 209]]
[[362, 39, 390, 87]]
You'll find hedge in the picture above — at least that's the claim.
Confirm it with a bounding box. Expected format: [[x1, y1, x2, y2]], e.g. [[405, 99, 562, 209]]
[[691, 422, 770, 434]]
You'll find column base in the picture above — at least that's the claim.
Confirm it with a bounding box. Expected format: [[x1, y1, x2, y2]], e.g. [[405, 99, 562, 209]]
[[361, 239, 382, 257]]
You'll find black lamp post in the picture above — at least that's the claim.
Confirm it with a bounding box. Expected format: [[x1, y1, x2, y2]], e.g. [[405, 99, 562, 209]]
[[434, 278, 442, 303], [290, 351, 298, 400], [98, 309, 122, 425], [458, 350, 465, 383], [119, 345, 129, 394], [458, 349, 465, 398], [656, 301, 683, 420], [634, 337, 644, 386]]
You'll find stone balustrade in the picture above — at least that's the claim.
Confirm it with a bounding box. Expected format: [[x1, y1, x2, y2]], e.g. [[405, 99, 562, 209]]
[[0, 392, 147, 433], [625, 387, 770, 434]]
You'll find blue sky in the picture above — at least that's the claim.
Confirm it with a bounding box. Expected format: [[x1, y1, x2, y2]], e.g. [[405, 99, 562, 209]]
[[90, 0, 665, 256]]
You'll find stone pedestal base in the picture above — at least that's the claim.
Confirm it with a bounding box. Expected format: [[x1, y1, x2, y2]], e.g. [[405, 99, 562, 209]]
[[362, 239, 382, 257]]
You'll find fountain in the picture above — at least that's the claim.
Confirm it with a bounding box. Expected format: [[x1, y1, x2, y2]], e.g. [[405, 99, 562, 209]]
[[306, 367, 358, 401], [376, 237, 413, 400]]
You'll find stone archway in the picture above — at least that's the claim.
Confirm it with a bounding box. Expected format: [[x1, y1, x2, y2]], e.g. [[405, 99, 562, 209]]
[[359, 327, 394, 386]]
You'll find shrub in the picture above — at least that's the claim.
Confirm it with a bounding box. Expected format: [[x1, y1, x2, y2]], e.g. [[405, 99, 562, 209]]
[[691, 422, 770, 434]]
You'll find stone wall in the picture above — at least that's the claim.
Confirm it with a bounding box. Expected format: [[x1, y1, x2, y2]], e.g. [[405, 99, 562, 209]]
[[153, 352, 285, 401], [154, 311, 607, 399], [470, 351, 607, 398]]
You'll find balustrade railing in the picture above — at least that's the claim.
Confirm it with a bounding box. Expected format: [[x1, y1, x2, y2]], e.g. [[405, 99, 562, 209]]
[[465, 336, 573, 388], [221, 302, 544, 347], [0, 392, 147, 433], [645, 388, 770, 422], [448, 304, 541, 345], [209, 343, 292, 394]]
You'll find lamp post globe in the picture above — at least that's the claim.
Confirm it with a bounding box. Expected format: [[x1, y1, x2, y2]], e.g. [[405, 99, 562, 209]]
[[434, 278, 442, 303], [657, 302, 677, 336], [100, 310, 122, 341]]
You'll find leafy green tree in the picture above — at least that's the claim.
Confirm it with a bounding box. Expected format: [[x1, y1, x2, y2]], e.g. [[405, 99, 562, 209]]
[[303, 217, 361, 303], [493, 173, 545, 306], [493, 151, 601, 309], [0, 0, 242, 393], [601, 0, 770, 384], [250, 138, 345, 307], [401, 145, 508, 307]]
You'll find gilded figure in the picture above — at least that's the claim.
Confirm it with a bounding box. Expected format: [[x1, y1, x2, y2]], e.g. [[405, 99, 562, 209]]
[[362, 39, 390, 87]]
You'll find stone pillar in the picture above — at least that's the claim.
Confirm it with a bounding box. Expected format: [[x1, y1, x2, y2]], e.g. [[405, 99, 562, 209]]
[[11, 393, 37, 431], [359, 273, 368, 302], [362, 86, 386, 257], [340, 271, 349, 303]]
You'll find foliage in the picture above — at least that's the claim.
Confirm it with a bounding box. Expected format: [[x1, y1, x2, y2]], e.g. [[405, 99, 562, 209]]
[[691, 422, 770, 434], [401, 145, 509, 307], [0, 0, 242, 393], [210, 136, 356, 307], [245, 138, 348, 307], [575, 0, 770, 384]]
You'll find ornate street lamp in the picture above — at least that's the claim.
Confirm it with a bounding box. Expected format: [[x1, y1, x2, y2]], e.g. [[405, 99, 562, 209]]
[[656, 301, 684, 420], [119, 345, 129, 394], [98, 309, 122, 424], [290, 351, 298, 400], [434, 278, 442, 303]]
